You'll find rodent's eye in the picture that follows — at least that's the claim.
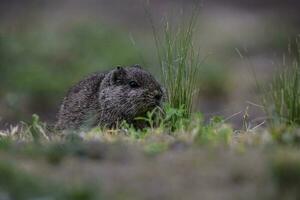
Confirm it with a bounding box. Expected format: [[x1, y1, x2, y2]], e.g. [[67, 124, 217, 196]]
[[129, 81, 139, 88]]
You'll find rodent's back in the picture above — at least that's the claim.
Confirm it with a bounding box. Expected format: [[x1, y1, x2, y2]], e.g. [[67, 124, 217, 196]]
[[56, 72, 106, 130]]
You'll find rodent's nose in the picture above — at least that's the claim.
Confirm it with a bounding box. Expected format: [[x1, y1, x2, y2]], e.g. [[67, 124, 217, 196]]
[[154, 92, 162, 101]]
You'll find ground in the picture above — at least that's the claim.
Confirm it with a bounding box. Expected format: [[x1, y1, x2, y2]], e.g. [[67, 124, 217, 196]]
[[0, 120, 300, 200]]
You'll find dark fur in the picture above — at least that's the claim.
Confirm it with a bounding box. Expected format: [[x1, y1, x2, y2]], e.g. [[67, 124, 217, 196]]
[[56, 65, 164, 130]]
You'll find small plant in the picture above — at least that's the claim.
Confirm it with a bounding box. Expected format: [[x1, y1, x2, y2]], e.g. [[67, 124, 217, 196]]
[[0, 115, 50, 141], [135, 104, 189, 132], [160, 104, 188, 131], [29, 114, 49, 141], [134, 107, 163, 130], [151, 7, 202, 117], [263, 38, 300, 126], [194, 116, 233, 146]]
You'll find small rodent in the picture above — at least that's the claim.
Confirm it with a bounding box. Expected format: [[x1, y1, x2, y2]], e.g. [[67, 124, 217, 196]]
[[56, 65, 164, 130]]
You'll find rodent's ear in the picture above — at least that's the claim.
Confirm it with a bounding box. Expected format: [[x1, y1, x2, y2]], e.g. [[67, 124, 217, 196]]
[[112, 66, 127, 84], [132, 64, 142, 69]]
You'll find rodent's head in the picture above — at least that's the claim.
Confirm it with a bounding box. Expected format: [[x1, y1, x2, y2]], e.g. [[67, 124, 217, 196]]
[[99, 65, 165, 125]]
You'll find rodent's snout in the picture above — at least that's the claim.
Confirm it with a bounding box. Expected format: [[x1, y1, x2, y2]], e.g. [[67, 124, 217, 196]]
[[153, 90, 163, 102], [154, 93, 162, 101]]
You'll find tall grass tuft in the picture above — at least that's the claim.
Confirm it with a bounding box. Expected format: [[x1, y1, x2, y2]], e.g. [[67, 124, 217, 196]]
[[150, 8, 202, 117], [264, 38, 300, 126]]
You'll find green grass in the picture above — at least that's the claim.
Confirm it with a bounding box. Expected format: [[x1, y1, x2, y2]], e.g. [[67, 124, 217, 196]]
[[263, 38, 300, 126], [151, 8, 202, 117]]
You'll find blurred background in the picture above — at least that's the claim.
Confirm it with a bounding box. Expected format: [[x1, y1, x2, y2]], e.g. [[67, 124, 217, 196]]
[[0, 0, 299, 128]]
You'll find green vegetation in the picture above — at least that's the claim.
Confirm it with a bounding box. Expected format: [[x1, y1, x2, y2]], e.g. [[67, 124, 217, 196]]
[[152, 10, 202, 117], [263, 38, 300, 126]]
